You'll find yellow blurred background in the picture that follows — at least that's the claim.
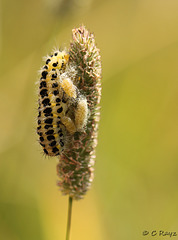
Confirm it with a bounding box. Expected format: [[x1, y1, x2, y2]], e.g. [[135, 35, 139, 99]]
[[1, 0, 178, 239]]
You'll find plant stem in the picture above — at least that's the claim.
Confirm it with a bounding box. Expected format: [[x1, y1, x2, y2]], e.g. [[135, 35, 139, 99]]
[[66, 196, 73, 240]]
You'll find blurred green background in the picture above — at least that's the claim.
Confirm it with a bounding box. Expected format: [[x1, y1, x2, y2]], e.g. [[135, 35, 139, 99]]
[[1, 0, 178, 239]]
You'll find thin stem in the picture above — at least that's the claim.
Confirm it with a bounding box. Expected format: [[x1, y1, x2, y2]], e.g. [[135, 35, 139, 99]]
[[66, 196, 73, 240]]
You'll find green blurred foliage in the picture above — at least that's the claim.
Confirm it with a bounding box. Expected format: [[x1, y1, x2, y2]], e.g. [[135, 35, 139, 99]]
[[1, 0, 178, 239]]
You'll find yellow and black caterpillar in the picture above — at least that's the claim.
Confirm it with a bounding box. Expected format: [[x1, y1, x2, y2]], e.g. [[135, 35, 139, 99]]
[[37, 50, 88, 156]]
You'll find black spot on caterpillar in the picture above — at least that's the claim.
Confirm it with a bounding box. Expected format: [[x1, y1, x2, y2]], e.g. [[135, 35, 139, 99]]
[[57, 107, 63, 113], [44, 124, 53, 129], [43, 107, 52, 114], [41, 71, 48, 79], [45, 129, 54, 135], [56, 98, 61, 102], [52, 83, 58, 88], [45, 118, 53, 124], [47, 135, 55, 141], [53, 90, 59, 96], [52, 62, 58, 67], [46, 59, 51, 64], [52, 73, 57, 78], [49, 140, 56, 147], [42, 98, 51, 107], [40, 89, 48, 98], [40, 81, 47, 88]]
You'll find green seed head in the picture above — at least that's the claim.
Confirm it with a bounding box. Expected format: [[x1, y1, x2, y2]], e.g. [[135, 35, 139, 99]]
[[57, 25, 102, 199]]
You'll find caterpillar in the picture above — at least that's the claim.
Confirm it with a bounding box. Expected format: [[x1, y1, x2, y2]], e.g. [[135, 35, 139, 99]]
[[37, 49, 88, 156]]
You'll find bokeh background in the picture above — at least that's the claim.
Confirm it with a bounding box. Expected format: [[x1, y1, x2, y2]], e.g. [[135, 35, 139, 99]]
[[1, 0, 178, 239]]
